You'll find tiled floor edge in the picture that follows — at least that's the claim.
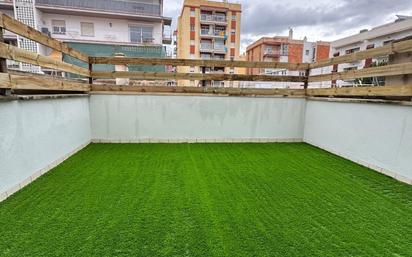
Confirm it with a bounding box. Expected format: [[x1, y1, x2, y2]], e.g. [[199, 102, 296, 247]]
[[0, 141, 91, 203]]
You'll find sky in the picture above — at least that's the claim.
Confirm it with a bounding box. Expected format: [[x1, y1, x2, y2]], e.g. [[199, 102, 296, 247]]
[[163, 0, 412, 53]]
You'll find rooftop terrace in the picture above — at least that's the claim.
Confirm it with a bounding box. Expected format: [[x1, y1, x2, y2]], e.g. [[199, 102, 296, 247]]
[[0, 12, 411, 257]]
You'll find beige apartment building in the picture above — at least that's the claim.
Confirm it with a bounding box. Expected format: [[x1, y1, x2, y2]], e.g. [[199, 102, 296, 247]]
[[176, 0, 241, 87]]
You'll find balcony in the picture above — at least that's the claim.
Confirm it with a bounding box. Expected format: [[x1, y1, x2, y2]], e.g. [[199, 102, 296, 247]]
[[162, 32, 172, 44], [200, 43, 213, 52], [35, 0, 161, 17], [200, 29, 226, 38], [263, 50, 281, 58], [200, 14, 227, 24], [214, 44, 226, 54]]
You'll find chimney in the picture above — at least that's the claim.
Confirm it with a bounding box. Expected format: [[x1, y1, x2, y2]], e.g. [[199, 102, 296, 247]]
[[289, 28, 293, 40]]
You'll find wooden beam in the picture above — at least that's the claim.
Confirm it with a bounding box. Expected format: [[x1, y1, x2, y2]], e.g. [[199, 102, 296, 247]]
[[0, 72, 90, 91], [91, 84, 307, 96], [0, 13, 89, 63], [309, 62, 412, 82], [0, 42, 90, 76], [91, 71, 306, 82], [307, 85, 412, 97], [309, 39, 412, 69], [89, 57, 310, 70]]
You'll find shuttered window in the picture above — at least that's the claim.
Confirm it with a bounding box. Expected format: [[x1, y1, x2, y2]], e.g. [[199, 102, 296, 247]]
[[52, 20, 66, 35], [81, 22, 94, 37]]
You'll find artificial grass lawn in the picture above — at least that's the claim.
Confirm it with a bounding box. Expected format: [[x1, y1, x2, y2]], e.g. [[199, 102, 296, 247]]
[[1, 143, 412, 257]]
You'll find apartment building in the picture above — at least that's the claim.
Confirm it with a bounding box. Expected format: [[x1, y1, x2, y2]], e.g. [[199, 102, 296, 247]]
[[0, 0, 172, 74], [176, 0, 241, 87], [330, 15, 412, 86], [245, 30, 330, 88]]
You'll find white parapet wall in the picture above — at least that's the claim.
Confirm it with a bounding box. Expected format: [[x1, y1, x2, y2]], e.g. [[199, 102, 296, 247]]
[[1, 94, 411, 202], [90, 94, 307, 143], [0, 96, 91, 201], [304, 99, 412, 184]]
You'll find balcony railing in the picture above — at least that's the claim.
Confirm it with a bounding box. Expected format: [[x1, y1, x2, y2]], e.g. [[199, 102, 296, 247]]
[[35, 0, 161, 16], [201, 29, 226, 37], [200, 43, 213, 51], [200, 14, 227, 23], [264, 50, 281, 57]]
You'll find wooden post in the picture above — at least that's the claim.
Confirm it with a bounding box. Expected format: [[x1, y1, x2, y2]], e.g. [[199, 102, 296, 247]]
[[303, 69, 309, 90], [201, 66, 206, 87], [88, 62, 93, 84], [0, 28, 10, 96]]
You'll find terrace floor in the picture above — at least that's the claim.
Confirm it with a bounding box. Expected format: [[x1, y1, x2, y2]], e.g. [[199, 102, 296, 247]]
[[1, 143, 412, 257]]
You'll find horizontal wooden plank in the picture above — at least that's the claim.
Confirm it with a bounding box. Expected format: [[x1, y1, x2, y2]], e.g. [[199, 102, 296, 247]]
[[0, 72, 90, 91], [307, 85, 412, 97], [309, 39, 412, 69], [89, 57, 310, 70], [91, 84, 307, 96], [309, 62, 412, 82], [91, 71, 306, 82], [0, 42, 90, 76], [0, 13, 89, 63]]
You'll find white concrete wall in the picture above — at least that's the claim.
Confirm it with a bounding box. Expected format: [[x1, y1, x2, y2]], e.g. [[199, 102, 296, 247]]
[[304, 99, 412, 184], [90, 95, 306, 142], [0, 97, 91, 200]]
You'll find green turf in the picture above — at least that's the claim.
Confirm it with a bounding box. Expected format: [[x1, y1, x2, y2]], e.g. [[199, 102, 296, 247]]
[[1, 143, 412, 257]]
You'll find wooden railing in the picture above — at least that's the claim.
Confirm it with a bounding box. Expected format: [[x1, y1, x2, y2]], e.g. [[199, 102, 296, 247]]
[[0, 12, 411, 99]]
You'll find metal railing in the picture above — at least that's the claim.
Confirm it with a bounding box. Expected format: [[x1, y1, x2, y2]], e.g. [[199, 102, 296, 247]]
[[200, 14, 227, 23], [36, 0, 161, 16], [200, 43, 213, 50]]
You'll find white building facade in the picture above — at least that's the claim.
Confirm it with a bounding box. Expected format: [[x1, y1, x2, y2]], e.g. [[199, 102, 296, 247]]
[[330, 15, 412, 87], [0, 0, 172, 73]]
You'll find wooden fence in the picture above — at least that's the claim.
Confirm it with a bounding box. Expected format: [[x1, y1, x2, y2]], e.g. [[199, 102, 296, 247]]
[[0, 12, 411, 98]]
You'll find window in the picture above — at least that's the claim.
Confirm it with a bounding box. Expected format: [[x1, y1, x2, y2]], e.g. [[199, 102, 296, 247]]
[[345, 47, 360, 55], [81, 22, 94, 37], [190, 10, 195, 17], [231, 29, 236, 35], [232, 14, 237, 21], [280, 44, 288, 55], [52, 20, 66, 35], [190, 25, 195, 31], [130, 25, 153, 43], [344, 66, 358, 71], [305, 49, 310, 55]]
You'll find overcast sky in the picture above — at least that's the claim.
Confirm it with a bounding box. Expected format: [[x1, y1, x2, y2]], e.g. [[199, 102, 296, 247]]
[[164, 0, 412, 53]]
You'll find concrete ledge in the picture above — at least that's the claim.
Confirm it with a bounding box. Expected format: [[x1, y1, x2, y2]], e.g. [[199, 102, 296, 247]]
[[92, 138, 303, 144], [0, 94, 89, 102], [0, 141, 91, 203], [306, 140, 412, 185], [307, 97, 412, 106]]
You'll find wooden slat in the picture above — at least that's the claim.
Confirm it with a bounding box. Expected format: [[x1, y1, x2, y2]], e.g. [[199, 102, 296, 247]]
[[0, 72, 90, 91], [0, 13, 89, 63], [309, 62, 412, 82], [89, 57, 310, 70], [91, 71, 306, 82], [307, 85, 412, 97], [91, 84, 307, 96], [310, 39, 412, 69], [0, 42, 90, 76]]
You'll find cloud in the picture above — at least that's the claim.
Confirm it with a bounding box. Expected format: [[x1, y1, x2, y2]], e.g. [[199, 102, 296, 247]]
[[164, 0, 412, 52]]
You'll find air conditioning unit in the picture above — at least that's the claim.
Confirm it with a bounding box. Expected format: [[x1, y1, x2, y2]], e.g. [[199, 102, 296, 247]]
[[41, 27, 51, 36]]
